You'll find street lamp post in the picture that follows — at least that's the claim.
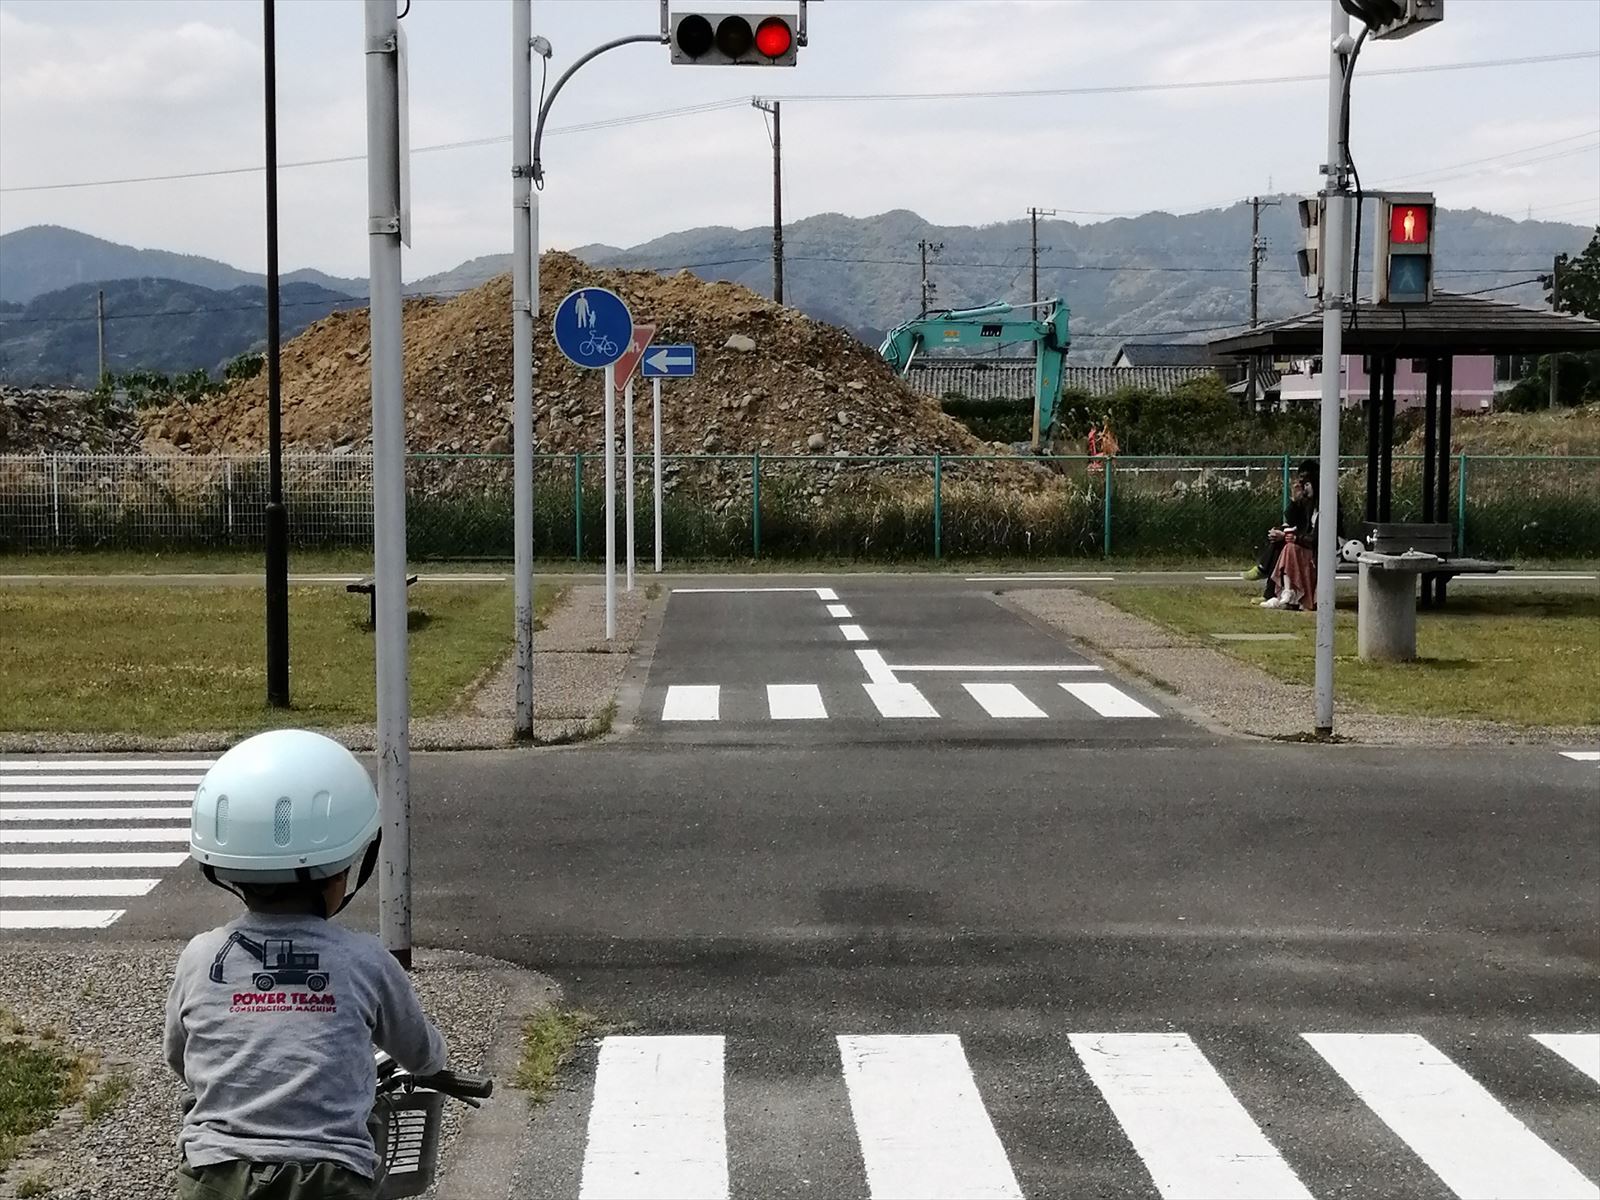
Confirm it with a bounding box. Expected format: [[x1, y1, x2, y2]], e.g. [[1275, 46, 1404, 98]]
[[263, 0, 289, 708]]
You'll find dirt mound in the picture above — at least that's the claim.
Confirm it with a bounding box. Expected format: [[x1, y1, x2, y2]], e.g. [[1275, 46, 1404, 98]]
[[142, 253, 1005, 467]]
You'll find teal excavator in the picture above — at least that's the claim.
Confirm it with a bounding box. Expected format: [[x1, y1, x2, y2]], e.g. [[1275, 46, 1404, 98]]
[[878, 298, 1070, 450]]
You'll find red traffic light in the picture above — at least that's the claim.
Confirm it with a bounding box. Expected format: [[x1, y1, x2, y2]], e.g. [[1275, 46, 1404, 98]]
[[755, 17, 793, 59], [1389, 204, 1431, 246]]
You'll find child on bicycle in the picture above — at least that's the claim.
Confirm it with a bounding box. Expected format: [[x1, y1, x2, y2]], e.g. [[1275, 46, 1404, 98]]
[[164, 729, 449, 1200]]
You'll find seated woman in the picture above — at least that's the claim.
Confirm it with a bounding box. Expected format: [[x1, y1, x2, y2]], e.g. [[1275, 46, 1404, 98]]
[[1264, 527, 1317, 610], [1244, 462, 1317, 597]]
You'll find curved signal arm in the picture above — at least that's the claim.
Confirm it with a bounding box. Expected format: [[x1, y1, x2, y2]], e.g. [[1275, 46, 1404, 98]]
[[532, 32, 667, 187]]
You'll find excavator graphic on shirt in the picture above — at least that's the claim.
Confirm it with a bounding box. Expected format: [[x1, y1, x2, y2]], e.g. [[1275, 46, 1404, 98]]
[[209, 931, 329, 993]]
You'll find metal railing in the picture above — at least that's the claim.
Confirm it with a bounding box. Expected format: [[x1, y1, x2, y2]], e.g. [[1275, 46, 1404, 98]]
[[3, 451, 1597, 562]]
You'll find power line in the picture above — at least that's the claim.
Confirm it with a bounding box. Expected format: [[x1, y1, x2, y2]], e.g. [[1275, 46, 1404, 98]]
[[3, 51, 1593, 194], [764, 50, 1598, 103], [0, 99, 747, 194], [1372, 128, 1600, 187]]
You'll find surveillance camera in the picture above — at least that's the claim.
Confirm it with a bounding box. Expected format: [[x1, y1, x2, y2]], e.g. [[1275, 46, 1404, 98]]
[[530, 35, 553, 59]]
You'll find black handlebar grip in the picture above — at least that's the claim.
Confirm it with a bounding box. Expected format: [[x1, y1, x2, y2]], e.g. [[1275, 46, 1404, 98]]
[[416, 1070, 494, 1099]]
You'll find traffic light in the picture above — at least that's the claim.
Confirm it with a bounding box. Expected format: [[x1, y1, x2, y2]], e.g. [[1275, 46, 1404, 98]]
[[1338, 0, 1444, 40], [670, 12, 799, 65], [1297, 195, 1325, 301], [1372, 193, 1435, 305]]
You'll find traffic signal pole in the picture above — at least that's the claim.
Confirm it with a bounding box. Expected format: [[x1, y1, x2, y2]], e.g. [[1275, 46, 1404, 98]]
[[512, 0, 537, 738], [364, 0, 412, 965], [263, 0, 290, 709], [1313, 0, 1352, 737]]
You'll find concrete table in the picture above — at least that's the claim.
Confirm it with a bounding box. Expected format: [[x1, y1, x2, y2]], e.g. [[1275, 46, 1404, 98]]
[[1357, 551, 1441, 661]]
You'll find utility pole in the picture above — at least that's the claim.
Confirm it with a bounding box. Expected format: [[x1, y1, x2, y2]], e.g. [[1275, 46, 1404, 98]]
[[262, 0, 289, 709], [1550, 253, 1564, 410], [918, 238, 943, 317], [1028, 206, 1056, 305], [95, 290, 106, 386], [511, 0, 538, 739], [1312, 0, 1352, 738], [752, 99, 783, 303], [1248, 196, 1278, 407], [364, 0, 412, 966]]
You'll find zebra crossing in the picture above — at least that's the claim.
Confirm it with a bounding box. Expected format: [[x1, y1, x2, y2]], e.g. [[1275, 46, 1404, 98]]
[[555, 1030, 1600, 1199], [658, 678, 1160, 724], [0, 757, 208, 930], [1560, 751, 1600, 769]]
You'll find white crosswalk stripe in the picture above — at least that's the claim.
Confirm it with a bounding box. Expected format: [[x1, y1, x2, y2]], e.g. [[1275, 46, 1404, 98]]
[[653, 678, 1163, 724], [563, 1030, 1600, 1200], [580, 1035, 728, 1200], [1560, 751, 1600, 766], [1534, 1033, 1600, 1086], [963, 683, 1047, 719], [1304, 1032, 1599, 1200], [1070, 1033, 1311, 1199], [0, 755, 211, 930], [839, 1034, 1022, 1200]]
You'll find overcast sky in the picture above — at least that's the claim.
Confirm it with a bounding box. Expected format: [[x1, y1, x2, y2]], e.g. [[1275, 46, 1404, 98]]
[[1, 0, 1596, 283]]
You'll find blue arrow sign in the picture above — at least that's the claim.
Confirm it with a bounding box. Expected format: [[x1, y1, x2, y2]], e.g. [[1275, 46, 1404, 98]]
[[552, 287, 633, 369], [640, 344, 697, 378]]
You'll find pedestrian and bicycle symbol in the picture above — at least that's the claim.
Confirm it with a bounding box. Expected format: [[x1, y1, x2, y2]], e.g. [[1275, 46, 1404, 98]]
[[553, 287, 633, 369]]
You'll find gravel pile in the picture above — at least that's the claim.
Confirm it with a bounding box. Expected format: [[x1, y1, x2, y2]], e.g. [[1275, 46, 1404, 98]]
[[0, 943, 515, 1200], [0, 386, 143, 454]]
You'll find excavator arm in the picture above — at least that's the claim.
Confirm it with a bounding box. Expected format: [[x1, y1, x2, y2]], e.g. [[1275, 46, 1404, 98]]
[[209, 930, 267, 983], [879, 299, 1071, 450]]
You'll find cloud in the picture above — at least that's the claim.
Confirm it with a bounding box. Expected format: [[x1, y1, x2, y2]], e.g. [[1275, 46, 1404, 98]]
[[0, 11, 255, 109]]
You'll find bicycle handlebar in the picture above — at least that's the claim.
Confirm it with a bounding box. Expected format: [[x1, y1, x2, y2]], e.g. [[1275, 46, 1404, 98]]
[[414, 1070, 493, 1101]]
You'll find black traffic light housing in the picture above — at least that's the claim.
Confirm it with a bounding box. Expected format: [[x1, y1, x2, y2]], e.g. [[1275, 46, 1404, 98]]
[[670, 11, 801, 65]]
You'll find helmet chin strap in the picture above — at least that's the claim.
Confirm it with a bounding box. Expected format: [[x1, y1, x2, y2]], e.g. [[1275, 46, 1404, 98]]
[[335, 834, 383, 916]]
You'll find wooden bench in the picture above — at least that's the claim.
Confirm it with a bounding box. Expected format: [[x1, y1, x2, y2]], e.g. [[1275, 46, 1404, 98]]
[[1332, 522, 1507, 607], [347, 573, 418, 628]]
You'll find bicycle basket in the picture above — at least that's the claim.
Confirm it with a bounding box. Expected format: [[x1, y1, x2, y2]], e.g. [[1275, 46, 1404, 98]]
[[374, 1089, 445, 1200]]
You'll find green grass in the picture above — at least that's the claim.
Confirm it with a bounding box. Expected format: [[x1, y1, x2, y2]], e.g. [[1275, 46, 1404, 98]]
[[18, 1172, 53, 1197], [1098, 585, 1600, 727], [0, 583, 560, 735], [513, 1009, 605, 1105], [0, 1024, 89, 1172]]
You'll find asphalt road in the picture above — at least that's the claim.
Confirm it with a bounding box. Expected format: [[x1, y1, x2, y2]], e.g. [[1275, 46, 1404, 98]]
[[630, 581, 1199, 746], [4, 577, 1598, 1198]]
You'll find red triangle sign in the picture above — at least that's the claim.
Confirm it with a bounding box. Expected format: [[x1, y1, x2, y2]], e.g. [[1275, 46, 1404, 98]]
[[612, 323, 657, 387]]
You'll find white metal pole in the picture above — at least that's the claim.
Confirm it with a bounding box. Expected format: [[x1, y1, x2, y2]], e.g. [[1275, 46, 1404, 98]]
[[604, 361, 616, 638], [653, 376, 663, 573], [1314, 0, 1350, 737], [511, 0, 535, 738], [624, 376, 636, 592], [364, 0, 412, 964]]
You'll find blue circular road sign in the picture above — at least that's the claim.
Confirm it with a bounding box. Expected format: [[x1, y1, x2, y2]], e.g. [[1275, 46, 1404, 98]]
[[552, 287, 633, 369]]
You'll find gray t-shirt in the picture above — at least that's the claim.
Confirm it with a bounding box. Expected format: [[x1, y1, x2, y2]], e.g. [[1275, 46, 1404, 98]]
[[164, 912, 448, 1178]]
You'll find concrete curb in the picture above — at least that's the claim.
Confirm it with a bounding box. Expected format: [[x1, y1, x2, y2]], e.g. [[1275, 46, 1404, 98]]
[[426, 967, 562, 1200]]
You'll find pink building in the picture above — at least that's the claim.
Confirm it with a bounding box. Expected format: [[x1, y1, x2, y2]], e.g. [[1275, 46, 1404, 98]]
[[1275, 354, 1504, 411]]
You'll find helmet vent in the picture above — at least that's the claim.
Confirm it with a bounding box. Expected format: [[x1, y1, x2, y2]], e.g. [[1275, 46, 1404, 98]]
[[214, 796, 228, 845], [273, 797, 293, 847]]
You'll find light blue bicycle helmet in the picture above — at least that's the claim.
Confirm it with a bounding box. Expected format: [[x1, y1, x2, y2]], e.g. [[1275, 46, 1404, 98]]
[[190, 729, 382, 916]]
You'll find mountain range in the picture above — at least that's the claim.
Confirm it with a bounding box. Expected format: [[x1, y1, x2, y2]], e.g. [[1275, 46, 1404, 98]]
[[1, 206, 1588, 386]]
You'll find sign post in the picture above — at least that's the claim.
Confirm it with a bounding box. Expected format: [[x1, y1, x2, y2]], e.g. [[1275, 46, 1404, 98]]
[[641, 344, 697, 575], [609, 324, 657, 595], [551, 286, 633, 639], [652, 377, 664, 572]]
